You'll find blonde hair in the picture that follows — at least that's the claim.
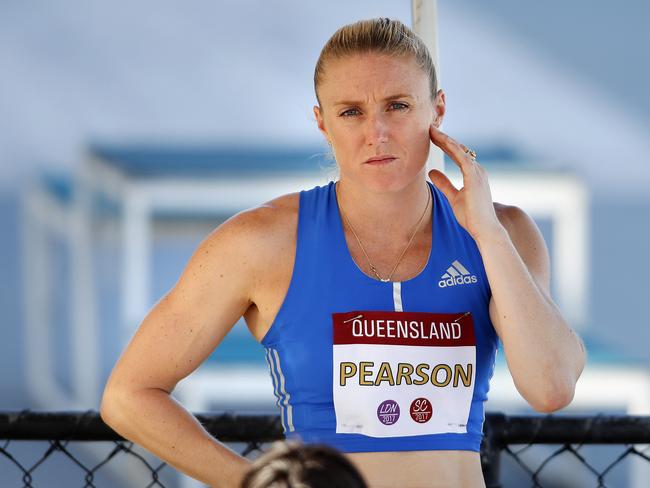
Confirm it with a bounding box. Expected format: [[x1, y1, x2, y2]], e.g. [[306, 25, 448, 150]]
[[313, 17, 438, 107]]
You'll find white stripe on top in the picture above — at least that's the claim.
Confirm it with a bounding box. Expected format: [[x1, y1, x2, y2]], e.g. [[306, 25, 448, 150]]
[[271, 348, 294, 432], [264, 348, 285, 431], [392, 281, 403, 312]]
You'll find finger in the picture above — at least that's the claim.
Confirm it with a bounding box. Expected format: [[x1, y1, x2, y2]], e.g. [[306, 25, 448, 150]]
[[429, 124, 469, 160], [428, 169, 459, 202], [429, 125, 475, 175]]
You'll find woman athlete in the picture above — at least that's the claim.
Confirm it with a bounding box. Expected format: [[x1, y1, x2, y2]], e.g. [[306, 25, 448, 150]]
[[100, 18, 586, 488]]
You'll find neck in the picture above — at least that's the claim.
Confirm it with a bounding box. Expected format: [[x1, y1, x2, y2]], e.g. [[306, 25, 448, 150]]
[[335, 172, 432, 241]]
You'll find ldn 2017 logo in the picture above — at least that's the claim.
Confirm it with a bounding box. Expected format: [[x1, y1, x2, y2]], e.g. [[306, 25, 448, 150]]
[[377, 400, 400, 425]]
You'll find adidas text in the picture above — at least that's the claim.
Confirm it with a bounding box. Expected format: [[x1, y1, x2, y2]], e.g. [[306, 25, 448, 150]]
[[438, 275, 478, 288], [438, 260, 478, 288]]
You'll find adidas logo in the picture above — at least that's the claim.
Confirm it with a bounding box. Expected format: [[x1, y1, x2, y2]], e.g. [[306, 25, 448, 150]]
[[438, 260, 478, 288]]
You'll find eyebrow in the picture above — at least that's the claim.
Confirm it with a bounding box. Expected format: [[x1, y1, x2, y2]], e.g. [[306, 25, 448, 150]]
[[332, 93, 415, 106]]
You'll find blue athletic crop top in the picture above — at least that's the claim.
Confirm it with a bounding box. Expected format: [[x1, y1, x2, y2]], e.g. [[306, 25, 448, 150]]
[[261, 180, 498, 453]]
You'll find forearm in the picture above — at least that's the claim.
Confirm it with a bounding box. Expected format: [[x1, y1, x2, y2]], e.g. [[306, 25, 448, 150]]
[[477, 226, 586, 410], [101, 387, 251, 488]]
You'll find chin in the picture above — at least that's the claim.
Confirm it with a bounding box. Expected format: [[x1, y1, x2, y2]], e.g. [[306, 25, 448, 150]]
[[361, 166, 426, 192], [355, 172, 414, 194]]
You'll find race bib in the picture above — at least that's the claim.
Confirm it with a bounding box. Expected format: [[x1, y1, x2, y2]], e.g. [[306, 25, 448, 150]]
[[332, 311, 476, 438]]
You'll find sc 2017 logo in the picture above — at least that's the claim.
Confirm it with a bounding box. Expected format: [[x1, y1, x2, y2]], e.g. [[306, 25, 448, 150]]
[[409, 397, 433, 423]]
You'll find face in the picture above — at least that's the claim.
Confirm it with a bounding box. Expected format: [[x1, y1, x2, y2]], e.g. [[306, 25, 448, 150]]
[[314, 52, 445, 193]]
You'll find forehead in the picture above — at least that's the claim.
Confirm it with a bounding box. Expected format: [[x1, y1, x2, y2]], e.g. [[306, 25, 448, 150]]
[[319, 52, 429, 103]]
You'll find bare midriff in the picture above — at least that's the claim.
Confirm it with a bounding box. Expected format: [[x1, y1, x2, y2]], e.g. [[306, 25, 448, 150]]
[[344, 450, 486, 488]]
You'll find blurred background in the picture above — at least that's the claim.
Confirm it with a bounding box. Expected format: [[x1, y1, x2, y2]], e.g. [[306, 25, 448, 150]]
[[1, 1, 649, 486]]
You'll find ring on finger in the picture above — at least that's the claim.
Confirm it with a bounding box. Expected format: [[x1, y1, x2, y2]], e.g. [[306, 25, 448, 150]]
[[463, 147, 477, 160]]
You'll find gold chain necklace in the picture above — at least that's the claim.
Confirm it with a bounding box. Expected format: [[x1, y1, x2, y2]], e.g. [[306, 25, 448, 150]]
[[336, 181, 431, 283]]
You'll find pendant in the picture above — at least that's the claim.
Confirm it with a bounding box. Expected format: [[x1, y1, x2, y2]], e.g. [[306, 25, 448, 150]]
[[380, 278, 390, 283]]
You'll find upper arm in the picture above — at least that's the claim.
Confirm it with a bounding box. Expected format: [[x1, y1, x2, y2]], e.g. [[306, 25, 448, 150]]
[[493, 203, 551, 295], [488, 203, 553, 336], [102, 205, 273, 401], [488, 203, 587, 410]]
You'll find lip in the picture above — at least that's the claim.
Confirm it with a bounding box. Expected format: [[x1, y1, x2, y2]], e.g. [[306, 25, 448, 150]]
[[364, 155, 397, 164]]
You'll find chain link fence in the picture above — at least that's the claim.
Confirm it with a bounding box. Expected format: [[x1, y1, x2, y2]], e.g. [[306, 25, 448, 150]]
[[1, 410, 648, 487]]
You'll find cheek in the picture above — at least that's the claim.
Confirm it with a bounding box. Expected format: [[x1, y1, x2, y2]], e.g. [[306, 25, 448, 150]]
[[403, 121, 431, 155], [330, 124, 363, 149]]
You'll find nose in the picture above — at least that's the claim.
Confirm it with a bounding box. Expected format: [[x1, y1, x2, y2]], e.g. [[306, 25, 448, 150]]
[[364, 112, 389, 146]]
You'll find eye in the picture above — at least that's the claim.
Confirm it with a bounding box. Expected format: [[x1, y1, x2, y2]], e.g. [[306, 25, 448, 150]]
[[339, 108, 360, 117], [390, 102, 409, 110]]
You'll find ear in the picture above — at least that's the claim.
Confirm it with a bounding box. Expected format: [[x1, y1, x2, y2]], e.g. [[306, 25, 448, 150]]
[[431, 89, 446, 128], [313, 105, 331, 143]]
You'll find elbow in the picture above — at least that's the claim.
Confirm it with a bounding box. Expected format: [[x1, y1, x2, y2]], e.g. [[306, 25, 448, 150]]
[[532, 353, 585, 413], [99, 388, 117, 427], [100, 386, 128, 430], [100, 383, 171, 432], [530, 380, 576, 414]]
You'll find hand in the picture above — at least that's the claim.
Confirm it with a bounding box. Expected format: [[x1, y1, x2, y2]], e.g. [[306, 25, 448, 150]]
[[428, 124, 503, 242]]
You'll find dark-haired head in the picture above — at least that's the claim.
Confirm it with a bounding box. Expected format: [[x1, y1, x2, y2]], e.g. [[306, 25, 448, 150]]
[[241, 441, 368, 488]]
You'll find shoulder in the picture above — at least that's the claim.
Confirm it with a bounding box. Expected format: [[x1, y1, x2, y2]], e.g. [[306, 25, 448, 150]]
[[202, 191, 300, 276], [225, 191, 299, 230], [172, 191, 299, 306], [493, 202, 551, 292], [208, 191, 299, 257], [493, 202, 535, 234]]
